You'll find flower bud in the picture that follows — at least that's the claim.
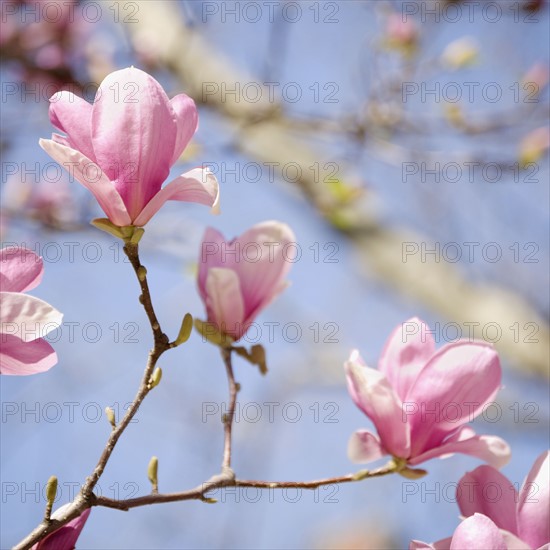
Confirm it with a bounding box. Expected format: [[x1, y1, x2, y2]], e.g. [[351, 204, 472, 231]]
[[105, 407, 116, 428], [174, 313, 193, 346], [137, 266, 147, 282], [148, 456, 158, 491], [149, 367, 162, 389], [46, 475, 58, 505]]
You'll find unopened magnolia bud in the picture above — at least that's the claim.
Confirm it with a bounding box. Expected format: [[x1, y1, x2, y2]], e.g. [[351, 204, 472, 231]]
[[174, 313, 193, 346], [137, 266, 147, 281], [351, 469, 370, 481], [149, 367, 162, 389], [46, 476, 58, 505], [147, 456, 158, 490], [105, 407, 116, 428]]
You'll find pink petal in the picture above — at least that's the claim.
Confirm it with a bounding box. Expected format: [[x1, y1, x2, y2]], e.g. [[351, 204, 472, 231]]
[[132, 167, 219, 226], [501, 531, 533, 550], [170, 94, 199, 164], [450, 514, 507, 550], [34, 504, 91, 550], [198, 227, 227, 301], [517, 451, 550, 549], [0, 334, 57, 375], [432, 538, 454, 550], [232, 221, 294, 323], [348, 429, 387, 463], [49, 91, 95, 161], [405, 342, 501, 456], [345, 350, 410, 458], [39, 139, 131, 226], [378, 317, 435, 400], [0, 247, 44, 292], [51, 133, 71, 148], [408, 426, 510, 468], [456, 465, 519, 535], [205, 268, 245, 340], [1, 292, 62, 341], [91, 67, 177, 219], [410, 538, 452, 550]]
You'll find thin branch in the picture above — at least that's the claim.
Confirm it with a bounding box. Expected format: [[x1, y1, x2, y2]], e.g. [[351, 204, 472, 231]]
[[221, 348, 238, 474], [92, 461, 398, 512]]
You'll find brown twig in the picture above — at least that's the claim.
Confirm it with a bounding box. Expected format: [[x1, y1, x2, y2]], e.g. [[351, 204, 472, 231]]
[[221, 348, 238, 475], [92, 461, 398, 511]]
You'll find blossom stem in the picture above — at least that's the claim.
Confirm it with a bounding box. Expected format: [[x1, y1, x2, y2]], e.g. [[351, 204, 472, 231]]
[[221, 347, 238, 475]]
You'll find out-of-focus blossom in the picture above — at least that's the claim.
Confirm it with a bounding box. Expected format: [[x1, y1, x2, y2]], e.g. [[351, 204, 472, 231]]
[[519, 127, 550, 167], [410, 513, 527, 550], [32, 504, 91, 550], [441, 37, 479, 69], [2, 0, 85, 90], [345, 317, 510, 468], [40, 67, 219, 227], [384, 13, 419, 55], [522, 62, 550, 93], [197, 221, 295, 342], [1, 174, 79, 230], [457, 451, 549, 549], [0, 247, 62, 375]]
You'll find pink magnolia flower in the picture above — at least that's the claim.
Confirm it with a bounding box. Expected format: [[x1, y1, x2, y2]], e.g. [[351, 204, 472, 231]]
[[410, 513, 529, 550], [456, 451, 549, 549], [198, 221, 295, 341], [32, 504, 91, 550], [345, 317, 510, 468], [39, 67, 219, 227], [0, 247, 62, 375]]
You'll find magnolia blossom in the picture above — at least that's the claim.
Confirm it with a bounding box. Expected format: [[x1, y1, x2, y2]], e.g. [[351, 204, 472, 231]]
[[32, 504, 91, 550], [0, 247, 62, 375], [40, 67, 219, 227], [386, 13, 418, 50], [345, 317, 510, 468], [410, 513, 527, 550], [198, 221, 295, 341], [456, 451, 549, 549], [441, 37, 478, 69]]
